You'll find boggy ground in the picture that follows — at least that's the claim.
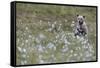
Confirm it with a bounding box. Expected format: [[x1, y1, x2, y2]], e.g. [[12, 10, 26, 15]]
[[16, 3, 97, 65]]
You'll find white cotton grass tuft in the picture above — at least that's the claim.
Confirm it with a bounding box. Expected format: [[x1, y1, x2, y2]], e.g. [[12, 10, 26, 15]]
[[17, 38, 20, 43], [23, 48, 26, 53], [25, 39, 28, 43], [70, 50, 73, 53], [39, 60, 44, 64], [39, 33, 46, 40], [21, 60, 27, 65], [17, 47, 27, 53], [71, 21, 75, 27], [48, 21, 51, 26], [47, 42, 56, 51], [25, 27, 28, 30], [62, 45, 68, 52], [64, 38, 70, 45], [35, 37, 41, 43], [35, 33, 46, 43], [21, 42, 24, 46], [29, 35, 32, 38], [65, 19, 68, 22], [17, 47, 22, 52], [37, 44, 44, 53], [21, 61, 24, 65], [22, 54, 26, 58], [58, 24, 62, 31], [39, 55, 43, 60], [74, 53, 77, 56], [85, 51, 92, 58]]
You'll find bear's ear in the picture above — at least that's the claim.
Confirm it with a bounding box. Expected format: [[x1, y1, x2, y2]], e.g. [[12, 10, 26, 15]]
[[83, 16, 85, 18], [77, 14, 79, 17]]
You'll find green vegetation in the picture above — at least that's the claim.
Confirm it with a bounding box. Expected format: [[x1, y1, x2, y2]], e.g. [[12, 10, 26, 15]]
[[16, 3, 97, 65]]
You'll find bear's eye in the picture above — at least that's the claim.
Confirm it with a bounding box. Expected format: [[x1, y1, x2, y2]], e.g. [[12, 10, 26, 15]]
[[78, 18, 80, 20], [80, 18, 83, 20]]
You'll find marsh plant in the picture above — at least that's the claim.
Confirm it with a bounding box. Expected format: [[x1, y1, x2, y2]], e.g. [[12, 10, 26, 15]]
[[16, 3, 97, 65]]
